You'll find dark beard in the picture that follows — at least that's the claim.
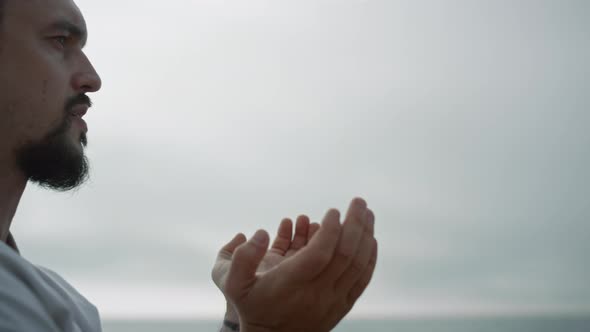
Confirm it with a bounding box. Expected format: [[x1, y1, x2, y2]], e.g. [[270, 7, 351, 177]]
[[16, 96, 91, 191]]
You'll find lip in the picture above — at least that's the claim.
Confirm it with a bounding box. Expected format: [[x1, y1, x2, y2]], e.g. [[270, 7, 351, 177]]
[[69, 104, 89, 117], [71, 115, 88, 132], [68, 103, 89, 133]]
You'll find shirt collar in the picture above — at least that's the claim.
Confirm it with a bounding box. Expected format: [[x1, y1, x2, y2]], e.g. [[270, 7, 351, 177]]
[[6, 232, 20, 254]]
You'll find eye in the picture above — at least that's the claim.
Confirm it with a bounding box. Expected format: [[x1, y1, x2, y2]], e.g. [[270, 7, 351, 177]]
[[52, 35, 69, 48]]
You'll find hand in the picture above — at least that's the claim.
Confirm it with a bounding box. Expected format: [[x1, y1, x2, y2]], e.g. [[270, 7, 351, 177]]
[[212, 216, 321, 321], [223, 198, 377, 332]]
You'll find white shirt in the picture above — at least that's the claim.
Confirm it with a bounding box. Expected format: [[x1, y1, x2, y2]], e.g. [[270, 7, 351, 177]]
[[0, 234, 102, 332]]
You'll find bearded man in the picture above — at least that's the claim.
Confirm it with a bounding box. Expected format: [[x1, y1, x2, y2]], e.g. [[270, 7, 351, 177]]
[[0, 1, 378, 331]]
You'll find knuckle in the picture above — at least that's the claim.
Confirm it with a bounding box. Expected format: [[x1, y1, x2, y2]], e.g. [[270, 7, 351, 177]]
[[347, 285, 362, 304], [335, 249, 355, 264], [368, 255, 377, 268], [348, 277, 370, 302], [352, 214, 364, 226], [340, 296, 355, 317], [366, 209, 375, 223], [350, 259, 366, 275], [327, 222, 341, 236]]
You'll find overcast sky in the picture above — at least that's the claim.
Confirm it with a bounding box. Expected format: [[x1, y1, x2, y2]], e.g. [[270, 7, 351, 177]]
[[11, 0, 590, 320]]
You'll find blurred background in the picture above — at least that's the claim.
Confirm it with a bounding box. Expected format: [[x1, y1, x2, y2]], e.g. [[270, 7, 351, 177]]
[[12, 0, 590, 330]]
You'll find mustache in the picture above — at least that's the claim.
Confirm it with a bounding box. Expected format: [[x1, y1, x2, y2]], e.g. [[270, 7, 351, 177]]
[[65, 94, 93, 113]]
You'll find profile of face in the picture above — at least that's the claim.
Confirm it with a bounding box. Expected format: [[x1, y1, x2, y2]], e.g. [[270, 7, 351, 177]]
[[0, 0, 101, 191]]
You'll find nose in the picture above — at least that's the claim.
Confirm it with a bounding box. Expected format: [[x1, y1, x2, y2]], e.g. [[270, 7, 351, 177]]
[[71, 53, 102, 93]]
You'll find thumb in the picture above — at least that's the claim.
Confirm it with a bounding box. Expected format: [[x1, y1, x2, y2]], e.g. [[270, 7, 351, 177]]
[[217, 233, 248, 260], [225, 230, 269, 300]]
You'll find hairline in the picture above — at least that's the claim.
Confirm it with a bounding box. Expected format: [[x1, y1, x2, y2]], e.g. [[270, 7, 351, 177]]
[[0, 1, 4, 42], [0, 0, 5, 46], [0, 0, 5, 28]]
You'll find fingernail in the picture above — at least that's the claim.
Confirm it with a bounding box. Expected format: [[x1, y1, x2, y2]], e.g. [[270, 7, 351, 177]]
[[353, 197, 367, 209]]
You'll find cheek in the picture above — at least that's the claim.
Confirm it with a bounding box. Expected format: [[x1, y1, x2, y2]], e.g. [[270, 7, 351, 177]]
[[0, 38, 70, 145], [1, 78, 67, 146]]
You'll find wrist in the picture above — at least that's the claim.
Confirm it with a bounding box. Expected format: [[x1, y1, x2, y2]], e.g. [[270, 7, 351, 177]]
[[221, 319, 240, 332], [221, 302, 240, 332], [224, 302, 239, 322]]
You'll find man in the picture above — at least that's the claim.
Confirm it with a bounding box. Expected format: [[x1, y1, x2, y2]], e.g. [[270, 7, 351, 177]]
[[0, 0, 378, 331]]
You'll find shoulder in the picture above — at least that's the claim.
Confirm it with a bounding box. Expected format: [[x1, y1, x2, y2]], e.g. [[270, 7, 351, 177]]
[[35, 265, 100, 317], [0, 243, 60, 331]]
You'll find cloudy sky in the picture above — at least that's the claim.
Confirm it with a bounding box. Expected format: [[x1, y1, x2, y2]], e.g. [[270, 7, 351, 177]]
[[11, 0, 590, 320]]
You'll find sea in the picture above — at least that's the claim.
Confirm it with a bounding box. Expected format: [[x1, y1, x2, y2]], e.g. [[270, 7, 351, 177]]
[[102, 317, 590, 332]]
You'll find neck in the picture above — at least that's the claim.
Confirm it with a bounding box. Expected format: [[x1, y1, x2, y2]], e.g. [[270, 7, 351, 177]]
[[0, 160, 27, 243]]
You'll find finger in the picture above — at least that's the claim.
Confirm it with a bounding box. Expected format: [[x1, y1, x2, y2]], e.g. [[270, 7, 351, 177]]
[[336, 209, 375, 291], [280, 209, 342, 282], [225, 230, 270, 300], [335, 233, 375, 293], [366, 209, 375, 236], [270, 218, 293, 256], [307, 222, 320, 242], [212, 233, 246, 288], [347, 239, 378, 304], [286, 215, 310, 256], [217, 233, 247, 260], [318, 198, 368, 283]]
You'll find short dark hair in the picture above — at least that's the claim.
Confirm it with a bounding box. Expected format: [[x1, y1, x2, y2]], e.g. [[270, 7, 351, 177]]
[[0, 0, 6, 50], [0, 0, 4, 24]]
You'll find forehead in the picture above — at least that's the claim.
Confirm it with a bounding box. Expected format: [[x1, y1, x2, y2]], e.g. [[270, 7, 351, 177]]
[[5, 0, 86, 30]]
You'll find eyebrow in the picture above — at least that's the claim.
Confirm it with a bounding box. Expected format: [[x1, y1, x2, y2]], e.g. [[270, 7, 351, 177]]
[[48, 19, 88, 48]]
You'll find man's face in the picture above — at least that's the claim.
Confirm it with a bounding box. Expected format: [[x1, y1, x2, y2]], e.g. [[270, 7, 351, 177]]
[[0, 0, 101, 190]]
